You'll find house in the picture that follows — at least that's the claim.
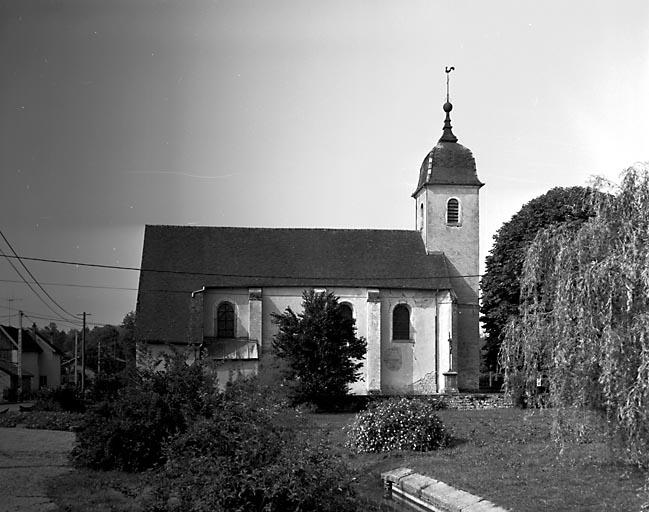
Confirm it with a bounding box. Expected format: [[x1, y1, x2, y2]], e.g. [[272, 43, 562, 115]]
[[0, 325, 63, 400], [136, 99, 483, 394]]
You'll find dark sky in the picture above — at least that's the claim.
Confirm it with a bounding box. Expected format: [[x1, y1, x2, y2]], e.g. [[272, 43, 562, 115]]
[[1, 0, 647, 328]]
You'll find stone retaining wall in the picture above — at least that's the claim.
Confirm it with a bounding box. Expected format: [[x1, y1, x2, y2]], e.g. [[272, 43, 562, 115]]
[[442, 393, 512, 410], [382, 467, 509, 512]]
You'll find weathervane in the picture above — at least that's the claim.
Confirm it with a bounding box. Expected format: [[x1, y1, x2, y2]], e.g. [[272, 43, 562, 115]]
[[439, 66, 458, 143], [445, 66, 455, 103]]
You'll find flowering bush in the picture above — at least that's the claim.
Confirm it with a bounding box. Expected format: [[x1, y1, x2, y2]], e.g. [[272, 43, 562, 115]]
[[346, 397, 449, 453]]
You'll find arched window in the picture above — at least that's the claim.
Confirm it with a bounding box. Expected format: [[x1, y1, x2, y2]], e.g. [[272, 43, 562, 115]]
[[217, 302, 235, 338], [447, 198, 460, 224], [419, 203, 424, 230], [393, 304, 410, 340], [340, 303, 353, 322]]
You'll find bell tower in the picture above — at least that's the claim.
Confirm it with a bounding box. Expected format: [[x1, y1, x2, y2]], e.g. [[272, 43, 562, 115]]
[[412, 69, 483, 390]]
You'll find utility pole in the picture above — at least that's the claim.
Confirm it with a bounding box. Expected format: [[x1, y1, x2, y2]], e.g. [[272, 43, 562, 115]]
[[80, 312, 89, 394], [74, 332, 78, 387], [97, 338, 101, 377], [32, 323, 38, 388], [17, 310, 23, 401]]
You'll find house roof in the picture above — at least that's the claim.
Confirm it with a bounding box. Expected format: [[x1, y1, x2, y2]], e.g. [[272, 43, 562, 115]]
[[136, 225, 454, 343], [0, 359, 34, 378], [0, 326, 64, 356], [0, 326, 42, 353]]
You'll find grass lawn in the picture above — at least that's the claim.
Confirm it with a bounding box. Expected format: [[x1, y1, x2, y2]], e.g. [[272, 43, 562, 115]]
[[48, 407, 648, 511], [310, 408, 649, 512]]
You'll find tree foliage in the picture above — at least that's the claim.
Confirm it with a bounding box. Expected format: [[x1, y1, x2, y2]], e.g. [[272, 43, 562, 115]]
[[500, 165, 649, 467], [37, 311, 136, 379], [272, 290, 366, 406], [481, 186, 598, 371]]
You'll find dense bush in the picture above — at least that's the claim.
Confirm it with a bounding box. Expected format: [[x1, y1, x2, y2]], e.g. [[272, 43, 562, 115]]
[[34, 386, 85, 413], [150, 393, 360, 512], [86, 371, 134, 403], [71, 388, 179, 472], [346, 397, 449, 453], [71, 355, 219, 472], [0, 410, 84, 431], [145, 353, 220, 425]]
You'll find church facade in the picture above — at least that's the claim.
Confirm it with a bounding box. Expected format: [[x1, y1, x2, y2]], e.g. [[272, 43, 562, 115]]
[[136, 100, 483, 393]]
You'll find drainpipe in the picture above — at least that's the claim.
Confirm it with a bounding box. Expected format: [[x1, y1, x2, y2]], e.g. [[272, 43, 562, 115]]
[[434, 291, 439, 393], [191, 287, 206, 359]]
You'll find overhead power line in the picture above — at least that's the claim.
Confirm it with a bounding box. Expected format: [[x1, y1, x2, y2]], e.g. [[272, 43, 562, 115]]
[[21, 311, 108, 328], [0, 278, 138, 291], [2, 253, 485, 281], [0, 229, 79, 322], [0, 245, 75, 324]]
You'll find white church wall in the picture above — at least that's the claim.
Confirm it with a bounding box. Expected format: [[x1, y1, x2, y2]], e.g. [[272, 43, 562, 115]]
[[154, 285, 458, 395], [203, 288, 250, 338], [379, 289, 442, 395]]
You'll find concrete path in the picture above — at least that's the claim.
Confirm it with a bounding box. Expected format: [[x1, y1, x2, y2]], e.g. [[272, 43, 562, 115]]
[[0, 427, 75, 512]]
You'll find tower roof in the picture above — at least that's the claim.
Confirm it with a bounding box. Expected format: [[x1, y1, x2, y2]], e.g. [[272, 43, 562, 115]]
[[413, 101, 483, 196]]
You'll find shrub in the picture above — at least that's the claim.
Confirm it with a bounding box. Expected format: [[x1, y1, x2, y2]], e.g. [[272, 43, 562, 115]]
[[87, 371, 131, 403], [346, 397, 449, 453], [34, 386, 85, 413], [71, 355, 220, 472], [71, 388, 179, 472], [149, 383, 361, 512], [144, 352, 221, 425], [0, 410, 84, 431]]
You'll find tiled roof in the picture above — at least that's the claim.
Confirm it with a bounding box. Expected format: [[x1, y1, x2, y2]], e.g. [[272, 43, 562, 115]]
[[136, 226, 453, 343], [413, 141, 483, 195], [0, 326, 43, 353], [0, 359, 34, 377]]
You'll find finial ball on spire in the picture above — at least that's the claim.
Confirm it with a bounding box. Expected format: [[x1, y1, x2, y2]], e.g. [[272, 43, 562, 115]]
[[443, 102, 453, 113]]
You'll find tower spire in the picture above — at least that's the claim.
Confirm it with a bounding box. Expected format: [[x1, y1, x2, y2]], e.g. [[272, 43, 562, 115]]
[[439, 66, 458, 143]]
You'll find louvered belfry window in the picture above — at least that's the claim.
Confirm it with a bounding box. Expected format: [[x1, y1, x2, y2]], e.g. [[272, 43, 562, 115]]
[[447, 198, 460, 224], [393, 304, 410, 340], [217, 302, 235, 338]]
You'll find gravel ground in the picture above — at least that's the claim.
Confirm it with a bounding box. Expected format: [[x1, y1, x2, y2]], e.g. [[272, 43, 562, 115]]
[[0, 427, 75, 512]]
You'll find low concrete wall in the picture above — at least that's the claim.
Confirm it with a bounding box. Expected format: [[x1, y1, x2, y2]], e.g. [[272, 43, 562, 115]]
[[382, 467, 509, 512]]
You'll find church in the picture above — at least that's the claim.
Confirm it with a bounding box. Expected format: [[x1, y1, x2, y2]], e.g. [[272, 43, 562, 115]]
[[136, 97, 483, 394]]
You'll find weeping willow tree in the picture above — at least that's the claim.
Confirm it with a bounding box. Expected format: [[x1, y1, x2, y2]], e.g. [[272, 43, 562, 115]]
[[501, 164, 649, 467]]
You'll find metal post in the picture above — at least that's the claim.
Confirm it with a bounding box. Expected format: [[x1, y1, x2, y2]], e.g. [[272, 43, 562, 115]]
[[74, 332, 78, 386], [81, 312, 86, 393], [17, 310, 23, 400]]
